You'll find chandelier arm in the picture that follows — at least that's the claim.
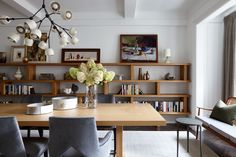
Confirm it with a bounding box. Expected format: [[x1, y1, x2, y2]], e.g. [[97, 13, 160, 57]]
[[0, 17, 30, 22], [54, 23, 72, 38], [31, 7, 43, 19], [54, 23, 69, 31], [48, 24, 53, 48]]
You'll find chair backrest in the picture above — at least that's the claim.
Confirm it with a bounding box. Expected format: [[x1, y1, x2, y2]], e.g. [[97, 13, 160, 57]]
[[49, 117, 100, 157], [97, 94, 114, 103], [226, 97, 236, 105], [0, 116, 26, 157]]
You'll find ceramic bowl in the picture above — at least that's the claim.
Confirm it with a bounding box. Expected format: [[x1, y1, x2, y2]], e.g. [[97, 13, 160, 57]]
[[52, 96, 78, 110], [26, 103, 53, 115]]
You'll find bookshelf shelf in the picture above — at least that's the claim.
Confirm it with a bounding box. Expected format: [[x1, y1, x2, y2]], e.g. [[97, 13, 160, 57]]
[[0, 62, 190, 116]]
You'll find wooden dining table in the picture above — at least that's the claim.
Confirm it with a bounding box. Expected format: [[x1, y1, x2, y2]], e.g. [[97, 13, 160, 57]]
[[0, 103, 166, 157]]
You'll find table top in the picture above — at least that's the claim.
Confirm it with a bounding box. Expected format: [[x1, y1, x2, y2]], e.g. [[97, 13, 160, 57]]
[[176, 117, 202, 126], [0, 103, 166, 127]]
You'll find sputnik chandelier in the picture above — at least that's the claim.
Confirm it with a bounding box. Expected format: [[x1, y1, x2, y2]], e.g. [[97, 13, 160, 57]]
[[0, 0, 78, 56]]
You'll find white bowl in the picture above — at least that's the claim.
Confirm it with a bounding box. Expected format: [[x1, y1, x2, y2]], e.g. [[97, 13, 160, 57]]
[[26, 103, 53, 115], [52, 96, 78, 110]]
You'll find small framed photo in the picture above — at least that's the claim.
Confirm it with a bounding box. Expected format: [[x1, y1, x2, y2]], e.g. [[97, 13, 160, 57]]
[[120, 34, 158, 63], [11, 46, 25, 62], [61, 48, 100, 63], [0, 52, 7, 63]]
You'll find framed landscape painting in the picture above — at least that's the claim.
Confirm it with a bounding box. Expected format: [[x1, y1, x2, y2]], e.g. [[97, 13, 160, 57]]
[[61, 48, 100, 63], [120, 34, 158, 62]]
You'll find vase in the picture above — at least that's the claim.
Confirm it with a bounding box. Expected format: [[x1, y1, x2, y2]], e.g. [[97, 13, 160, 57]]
[[85, 85, 97, 109], [14, 66, 23, 80]]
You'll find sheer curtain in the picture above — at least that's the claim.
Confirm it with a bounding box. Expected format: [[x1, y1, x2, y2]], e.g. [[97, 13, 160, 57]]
[[223, 12, 236, 101]]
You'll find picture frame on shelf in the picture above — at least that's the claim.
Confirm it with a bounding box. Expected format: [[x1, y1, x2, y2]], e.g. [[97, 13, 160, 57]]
[[61, 48, 100, 63], [120, 34, 158, 63], [0, 52, 7, 63], [26, 32, 48, 63], [11, 46, 25, 62]]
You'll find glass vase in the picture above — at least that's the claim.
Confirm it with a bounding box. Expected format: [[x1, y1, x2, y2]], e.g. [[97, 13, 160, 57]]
[[85, 85, 97, 109]]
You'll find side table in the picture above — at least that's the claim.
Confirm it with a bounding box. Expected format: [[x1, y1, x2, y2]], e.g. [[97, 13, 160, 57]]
[[176, 117, 202, 157]]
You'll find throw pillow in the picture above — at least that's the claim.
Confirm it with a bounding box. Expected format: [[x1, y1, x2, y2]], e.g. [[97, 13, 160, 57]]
[[210, 100, 236, 125]]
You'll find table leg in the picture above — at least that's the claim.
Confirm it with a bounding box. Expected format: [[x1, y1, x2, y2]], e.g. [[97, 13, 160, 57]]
[[200, 126, 202, 157], [177, 124, 179, 157], [116, 126, 123, 157], [187, 126, 189, 152]]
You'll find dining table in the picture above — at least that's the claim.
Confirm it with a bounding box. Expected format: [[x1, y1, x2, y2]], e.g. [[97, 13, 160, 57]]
[[0, 103, 166, 157]]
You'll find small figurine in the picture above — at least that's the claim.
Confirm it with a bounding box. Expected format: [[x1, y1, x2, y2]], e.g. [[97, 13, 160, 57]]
[[164, 73, 175, 80], [71, 84, 79, 94]]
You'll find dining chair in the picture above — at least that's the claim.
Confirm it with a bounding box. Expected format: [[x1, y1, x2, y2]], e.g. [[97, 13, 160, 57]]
[[49, 117, 112, 157], [97, 94, 116, 156], [0, 116, 48, 157]]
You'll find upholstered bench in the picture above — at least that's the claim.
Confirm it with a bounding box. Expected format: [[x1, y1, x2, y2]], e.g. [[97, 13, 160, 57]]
[[196, 97, 236, 157]]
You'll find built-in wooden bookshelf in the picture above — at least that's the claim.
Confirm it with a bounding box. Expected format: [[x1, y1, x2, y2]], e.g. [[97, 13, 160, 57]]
[[0, 62, 191, 115]]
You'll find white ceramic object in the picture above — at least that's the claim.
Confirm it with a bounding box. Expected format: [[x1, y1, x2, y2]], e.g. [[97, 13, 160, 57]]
[[26, 103, 53, 115], [14, 67, 23, 80], [52, 96, 78, 110]]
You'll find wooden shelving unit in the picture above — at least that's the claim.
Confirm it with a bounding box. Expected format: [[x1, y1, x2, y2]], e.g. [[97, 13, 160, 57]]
[[0, 62, 191, 115]]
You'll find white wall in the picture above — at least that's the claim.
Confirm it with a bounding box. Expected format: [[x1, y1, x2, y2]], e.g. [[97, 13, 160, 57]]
[[0, 25, 189, 64], [196, 19, 224, 108]]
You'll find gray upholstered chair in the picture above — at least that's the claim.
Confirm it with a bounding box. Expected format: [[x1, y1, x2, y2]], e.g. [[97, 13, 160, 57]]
[[97, 94, 116, 156], [49, 117, 112, 157], [0, 116, 48, 157]]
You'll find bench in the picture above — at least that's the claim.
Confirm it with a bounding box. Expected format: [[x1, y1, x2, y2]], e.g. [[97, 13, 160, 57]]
[[196, 97, 236, 157]]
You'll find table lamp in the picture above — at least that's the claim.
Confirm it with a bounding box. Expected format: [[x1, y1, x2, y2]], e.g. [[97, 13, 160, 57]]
[[164, 49, 171, 63]]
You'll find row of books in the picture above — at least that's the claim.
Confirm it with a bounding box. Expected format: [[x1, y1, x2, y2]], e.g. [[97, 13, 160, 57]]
[[120, 84, 140, 95], [3, 84, 35, 95], [154, 101, 184, 112]]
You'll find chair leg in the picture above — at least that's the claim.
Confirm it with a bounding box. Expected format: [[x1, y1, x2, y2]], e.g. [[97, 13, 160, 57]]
[[196, 125, 199, 140], [27, 128, 31, 138], [113, 128, 116, 157], [44, 150, 48, 157], [38, 128, 44, 137]]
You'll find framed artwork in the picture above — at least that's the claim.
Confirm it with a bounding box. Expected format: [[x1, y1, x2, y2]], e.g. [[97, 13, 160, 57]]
[[26, 33, 48, 62], [120, 34, 158, 62], [0, 52, 7, 63], [61, 48, 100, 63], [11, 46, 25, 62]]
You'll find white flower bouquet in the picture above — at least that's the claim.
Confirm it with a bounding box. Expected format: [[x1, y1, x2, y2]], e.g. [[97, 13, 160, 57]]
[[69, 59, 115, 86]]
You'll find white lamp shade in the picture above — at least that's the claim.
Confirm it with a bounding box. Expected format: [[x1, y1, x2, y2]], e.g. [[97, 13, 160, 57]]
[[38, 41, 48, 50], [30, 29, 42, 39], [7, 33, 20, 43], [164, 49, 171, 57], [24, 20, 37, 30], [69, 27, 77, 36], [0, 15, 11, 25], [60, 32, 68, 38], [71, 36, 78, 45], [50, 1, 60, 11], [16, 24, 26, 34], [45, 48, 54, 56], [61, 10, 72, 20], [24, 38, 33, 46], [60, 37, 69, 47]]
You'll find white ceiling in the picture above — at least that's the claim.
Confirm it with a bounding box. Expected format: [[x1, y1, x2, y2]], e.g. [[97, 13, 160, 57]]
[[2, 0, 207, 19]]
